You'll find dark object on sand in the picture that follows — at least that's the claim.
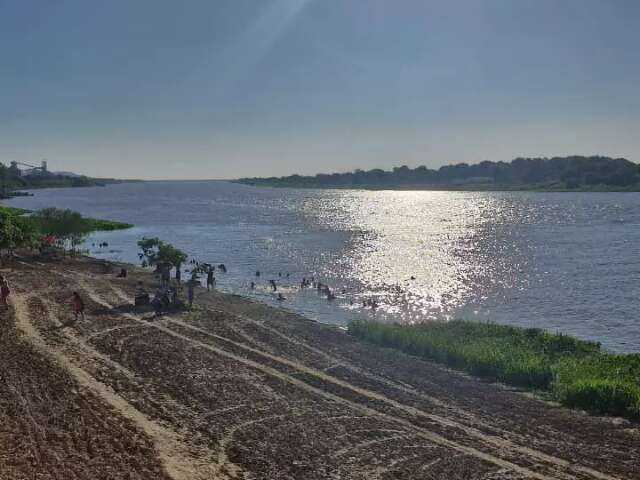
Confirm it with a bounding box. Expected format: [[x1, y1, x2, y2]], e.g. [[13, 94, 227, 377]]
[[151, 286, 184, 315], [134, 281, 150, 307], [100, 261, 113, 274], [135, 293, 150, 307]]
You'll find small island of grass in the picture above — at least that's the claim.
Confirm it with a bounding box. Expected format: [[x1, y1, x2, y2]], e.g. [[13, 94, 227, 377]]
[[0, 206, 132, 232]]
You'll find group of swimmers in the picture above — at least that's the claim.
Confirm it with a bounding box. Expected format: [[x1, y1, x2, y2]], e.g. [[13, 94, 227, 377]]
[[141, 256, 381, 310], [300, 277, 336, 300], [45, 254, 386, 328], [248, 271, 352, 304]]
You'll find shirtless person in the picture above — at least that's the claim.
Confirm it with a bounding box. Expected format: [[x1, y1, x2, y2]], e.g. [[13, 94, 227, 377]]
[[72, 292, 85, 322]]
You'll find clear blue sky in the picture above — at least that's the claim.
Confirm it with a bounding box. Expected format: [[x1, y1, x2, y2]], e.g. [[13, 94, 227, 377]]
[[1, 0, 639, 179]]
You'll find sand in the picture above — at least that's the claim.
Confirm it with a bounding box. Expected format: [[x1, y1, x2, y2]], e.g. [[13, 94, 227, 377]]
[[0, 254, 638, 480]]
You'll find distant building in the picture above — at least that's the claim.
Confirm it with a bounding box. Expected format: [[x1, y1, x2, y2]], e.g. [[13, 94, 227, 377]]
[[8, 159, 49, 177]]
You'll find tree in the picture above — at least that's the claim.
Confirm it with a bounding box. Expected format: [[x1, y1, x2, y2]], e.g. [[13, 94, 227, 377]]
[[0, 211, 39, 257], [0, 163, 8, 198], [137, 237, 187, 279], [32, 208, 91, 254], [138, 237, 162, 266]]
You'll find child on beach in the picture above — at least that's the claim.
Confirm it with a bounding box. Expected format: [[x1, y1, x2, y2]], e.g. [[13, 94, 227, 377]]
[[72, 292, 85, 322]]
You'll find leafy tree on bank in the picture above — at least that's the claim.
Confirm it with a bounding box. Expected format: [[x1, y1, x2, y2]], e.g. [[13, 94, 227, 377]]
[[0, 210, 39, 257], [31, 208, 91, 254], [137, 237, 187, 279]]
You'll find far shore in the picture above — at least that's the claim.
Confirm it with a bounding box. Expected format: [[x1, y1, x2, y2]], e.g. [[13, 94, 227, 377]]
[[233, 180, 640, 192]]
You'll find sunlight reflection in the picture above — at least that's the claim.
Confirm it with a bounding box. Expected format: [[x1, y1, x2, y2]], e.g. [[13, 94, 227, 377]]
[[299, 190, 530, 323]]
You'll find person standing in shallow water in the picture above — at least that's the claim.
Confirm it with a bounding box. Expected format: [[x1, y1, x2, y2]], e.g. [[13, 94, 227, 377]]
[[206, 268, 215, 291]]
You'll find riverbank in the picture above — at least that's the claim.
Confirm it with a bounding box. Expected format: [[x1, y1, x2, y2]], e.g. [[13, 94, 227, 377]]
[[0, 254, 638, 479]]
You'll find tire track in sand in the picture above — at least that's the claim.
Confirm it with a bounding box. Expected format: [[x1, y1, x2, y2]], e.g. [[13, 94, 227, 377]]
[[81, 281, 622, 480], [10, 293, 228, 480], [105, 284, 623, 480]]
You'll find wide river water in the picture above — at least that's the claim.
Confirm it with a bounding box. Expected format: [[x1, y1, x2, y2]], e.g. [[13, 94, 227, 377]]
[[4, 181, 639, 352]]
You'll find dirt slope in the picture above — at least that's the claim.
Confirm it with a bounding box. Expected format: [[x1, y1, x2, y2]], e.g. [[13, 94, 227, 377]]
[[2, 256, 639, 480]]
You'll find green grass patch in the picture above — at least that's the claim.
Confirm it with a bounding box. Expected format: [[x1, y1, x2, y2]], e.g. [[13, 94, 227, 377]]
[[0, 205, 30, 216], [81, 217, 132, 231], [1, 205, 132, 232], [348, 319, 640, 421]]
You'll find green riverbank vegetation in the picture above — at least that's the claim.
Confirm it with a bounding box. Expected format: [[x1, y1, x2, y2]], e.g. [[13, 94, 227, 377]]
[[348, 319, 640, 421], [0, 206, 131, 256]]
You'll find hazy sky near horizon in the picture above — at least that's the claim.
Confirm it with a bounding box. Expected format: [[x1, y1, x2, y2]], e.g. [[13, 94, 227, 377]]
[[1, 0, 639, 180]]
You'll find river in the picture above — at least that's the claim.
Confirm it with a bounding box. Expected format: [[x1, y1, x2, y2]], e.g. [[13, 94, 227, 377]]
[[4, 181, 639, 352]]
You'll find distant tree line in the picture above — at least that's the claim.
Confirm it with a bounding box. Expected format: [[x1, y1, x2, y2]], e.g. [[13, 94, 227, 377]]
[[236, 156, 640, 190]]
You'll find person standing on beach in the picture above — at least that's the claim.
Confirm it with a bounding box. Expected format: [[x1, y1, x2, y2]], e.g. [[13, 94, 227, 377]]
[[72, 292, 85, 322], [0, 278, 10, 309], [187, 281, 195, 308]]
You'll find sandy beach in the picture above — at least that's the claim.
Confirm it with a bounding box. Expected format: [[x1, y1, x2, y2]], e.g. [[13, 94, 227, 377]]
[[1, 254, 638, 480]]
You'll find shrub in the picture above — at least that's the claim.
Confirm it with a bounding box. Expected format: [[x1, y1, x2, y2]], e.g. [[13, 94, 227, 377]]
[[559, 379, 640, 419]]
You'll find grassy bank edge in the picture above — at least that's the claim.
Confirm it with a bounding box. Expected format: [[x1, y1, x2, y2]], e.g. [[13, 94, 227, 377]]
[[348, 319, 640, 422], [0, 206, 132, 232]]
